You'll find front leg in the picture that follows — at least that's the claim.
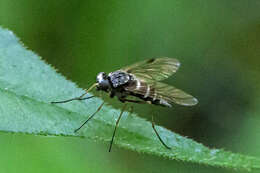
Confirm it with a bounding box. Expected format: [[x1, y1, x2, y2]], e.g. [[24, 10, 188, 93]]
[[51, 83, 97, 104]]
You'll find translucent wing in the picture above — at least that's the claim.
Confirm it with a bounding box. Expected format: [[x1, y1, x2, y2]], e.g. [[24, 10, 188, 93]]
[[124, 80, 198, 106], [120, 57, 180, 82], [152, 82, 198, 106]]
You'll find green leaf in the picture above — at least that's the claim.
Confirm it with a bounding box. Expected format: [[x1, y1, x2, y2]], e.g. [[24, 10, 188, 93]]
[[0, 27, 259, 171]]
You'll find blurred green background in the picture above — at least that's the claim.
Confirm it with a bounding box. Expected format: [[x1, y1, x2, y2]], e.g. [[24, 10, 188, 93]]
[[0, 0, 260, 172]]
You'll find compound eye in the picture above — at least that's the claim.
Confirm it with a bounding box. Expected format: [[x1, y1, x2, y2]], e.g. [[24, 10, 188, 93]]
[[97, 72, 107, 83]]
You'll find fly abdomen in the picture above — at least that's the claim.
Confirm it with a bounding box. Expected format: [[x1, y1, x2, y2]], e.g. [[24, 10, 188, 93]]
[[148, 92, 172, 107], [126, 79, 171, 107]]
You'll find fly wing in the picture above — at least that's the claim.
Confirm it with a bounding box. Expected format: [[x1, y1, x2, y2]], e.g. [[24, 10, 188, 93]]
[[120, 57, 180, 83], [152, 82, 198, 106], [124, 80, 198, 106], [121, 57, 197, 106]]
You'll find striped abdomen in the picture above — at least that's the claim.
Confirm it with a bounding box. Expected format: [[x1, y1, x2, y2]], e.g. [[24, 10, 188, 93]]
[[125, 79, 171, 107]]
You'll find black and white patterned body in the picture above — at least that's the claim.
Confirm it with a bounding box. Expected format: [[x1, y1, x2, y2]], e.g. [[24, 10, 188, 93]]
[[96, 70, 172, 107], [96, 57, 197, 107]]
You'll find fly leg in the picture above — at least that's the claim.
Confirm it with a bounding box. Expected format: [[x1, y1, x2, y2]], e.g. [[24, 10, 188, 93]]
[[109, 104, 127, 152], [51, 83, 97, 104], [51, 95, 95, 104], [74, 101, 105, 132], [151, 116, 171, 149]]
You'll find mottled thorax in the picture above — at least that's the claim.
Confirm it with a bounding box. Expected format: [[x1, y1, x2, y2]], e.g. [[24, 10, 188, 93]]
[[108, 71, 132, 88]]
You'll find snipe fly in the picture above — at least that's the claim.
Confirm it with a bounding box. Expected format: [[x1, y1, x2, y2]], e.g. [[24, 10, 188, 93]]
[[52, 57, 198, 151]]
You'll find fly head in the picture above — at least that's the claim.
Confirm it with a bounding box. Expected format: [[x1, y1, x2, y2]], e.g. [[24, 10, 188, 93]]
[[96, 72, 110, 91]]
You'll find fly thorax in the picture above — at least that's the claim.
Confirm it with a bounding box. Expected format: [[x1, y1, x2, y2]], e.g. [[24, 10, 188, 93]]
[[108, 71, 131, 88]]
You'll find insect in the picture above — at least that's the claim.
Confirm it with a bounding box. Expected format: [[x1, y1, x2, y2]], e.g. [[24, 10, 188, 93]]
[[52, 57, 198, 151]]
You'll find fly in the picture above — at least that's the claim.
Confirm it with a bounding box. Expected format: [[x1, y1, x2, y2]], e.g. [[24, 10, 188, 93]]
[[51, 57, 198, 151]]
